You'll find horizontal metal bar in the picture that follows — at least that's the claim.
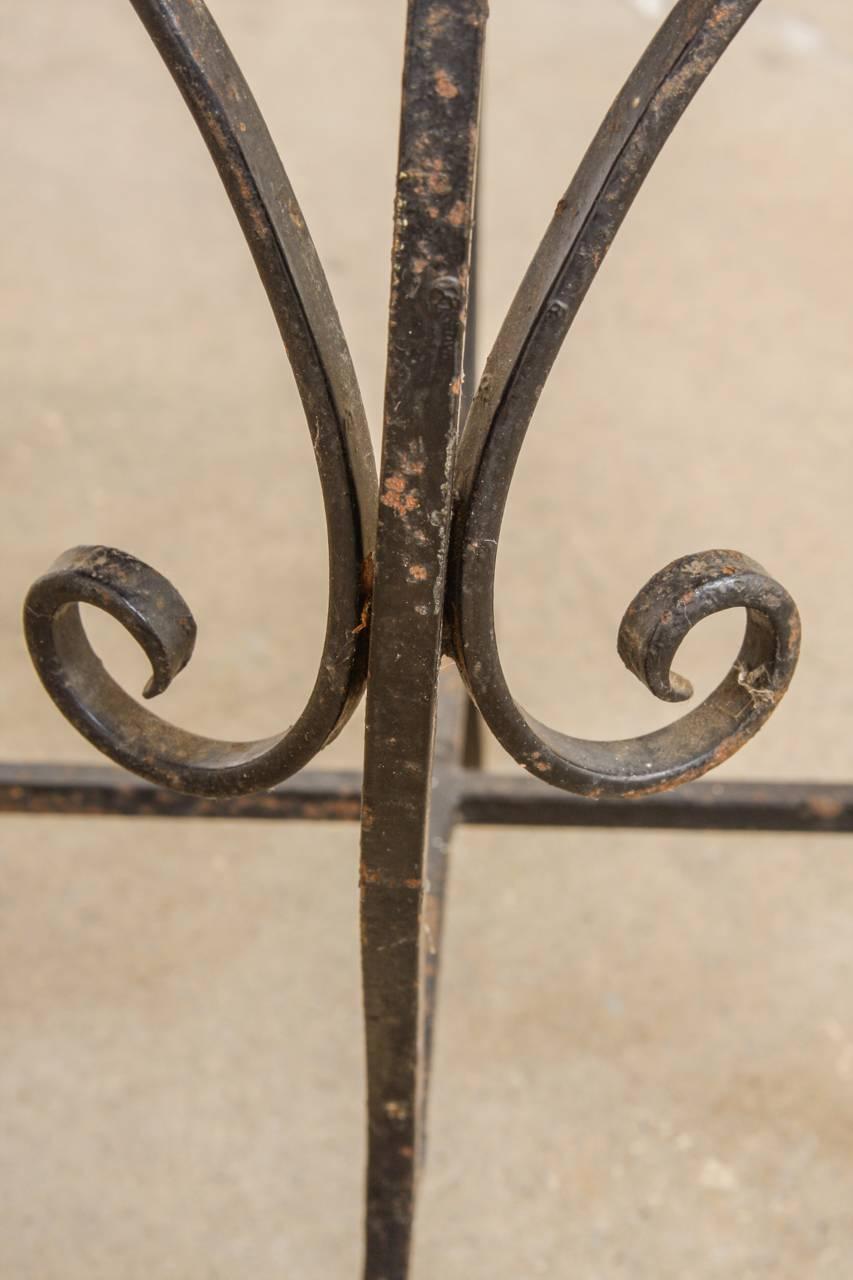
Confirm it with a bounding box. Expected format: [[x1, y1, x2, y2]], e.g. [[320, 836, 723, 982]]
[[458, 775, 853, 834], [0, 762, 362, 821], [1, 762, 852, 833]]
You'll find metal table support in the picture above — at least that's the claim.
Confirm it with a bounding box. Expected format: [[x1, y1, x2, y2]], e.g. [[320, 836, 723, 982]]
[[4, 2, 835, 1276]]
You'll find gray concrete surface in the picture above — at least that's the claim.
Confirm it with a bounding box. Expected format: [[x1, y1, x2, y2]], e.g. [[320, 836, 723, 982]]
[[2, 0, 853, 1275]]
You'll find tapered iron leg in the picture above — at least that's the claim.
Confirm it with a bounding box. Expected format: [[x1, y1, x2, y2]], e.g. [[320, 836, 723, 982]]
[[358, 4, 486, 1275]]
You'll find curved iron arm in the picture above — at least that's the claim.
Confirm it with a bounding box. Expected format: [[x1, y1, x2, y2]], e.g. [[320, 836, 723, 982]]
[[24, 0, 377, 797], [447, 0, 801, 798], [23, 0, 801, 805]]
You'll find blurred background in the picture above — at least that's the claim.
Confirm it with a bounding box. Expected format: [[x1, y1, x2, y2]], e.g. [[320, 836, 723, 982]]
[[1, 0, 853, 1275]]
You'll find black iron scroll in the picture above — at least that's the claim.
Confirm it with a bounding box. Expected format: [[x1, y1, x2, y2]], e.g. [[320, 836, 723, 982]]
[[448, 0, 799, 798], [24, 0, 377, 797], [10, 3, 813, 1278]]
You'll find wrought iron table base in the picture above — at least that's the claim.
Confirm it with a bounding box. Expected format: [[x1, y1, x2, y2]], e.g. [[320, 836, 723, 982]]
[[4, 1, 837, 1276]]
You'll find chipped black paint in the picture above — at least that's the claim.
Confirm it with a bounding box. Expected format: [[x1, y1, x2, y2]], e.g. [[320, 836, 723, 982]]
[[9, 4, 821, 1280]]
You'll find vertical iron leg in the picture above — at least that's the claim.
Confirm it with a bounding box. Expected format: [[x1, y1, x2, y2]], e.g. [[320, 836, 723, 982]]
[[358, 5, 487, 1275]]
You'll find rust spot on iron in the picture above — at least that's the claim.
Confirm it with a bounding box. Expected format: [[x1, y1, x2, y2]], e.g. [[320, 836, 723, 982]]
[[434, 68, 459, 99], [384, 1100, 409, 1120], [807, 796, 845, 821], [352, 601, 370, 636], [424, 4, 452, 37], [708, 3, 738, 31], [380, 473, 420, 518], [361, 868, 422, 891], [446, 200, 467, 228], [353, 554, 374, 635]]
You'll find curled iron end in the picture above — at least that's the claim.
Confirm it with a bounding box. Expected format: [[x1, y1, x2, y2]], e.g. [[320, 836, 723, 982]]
[[25, 545, 196, 704], [451, 545, 801, 797], [22, 542, 365, 798], [616, 550, 795, 708]]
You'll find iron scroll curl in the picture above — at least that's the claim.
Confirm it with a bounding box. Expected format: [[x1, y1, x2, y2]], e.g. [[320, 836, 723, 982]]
[[447, 0, 801, 797], [23, 0, 377, 798], [24, 0, 801, 803]]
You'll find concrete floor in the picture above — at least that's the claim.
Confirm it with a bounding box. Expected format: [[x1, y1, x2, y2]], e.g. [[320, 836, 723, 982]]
[[2, 0, 853, 1275]]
